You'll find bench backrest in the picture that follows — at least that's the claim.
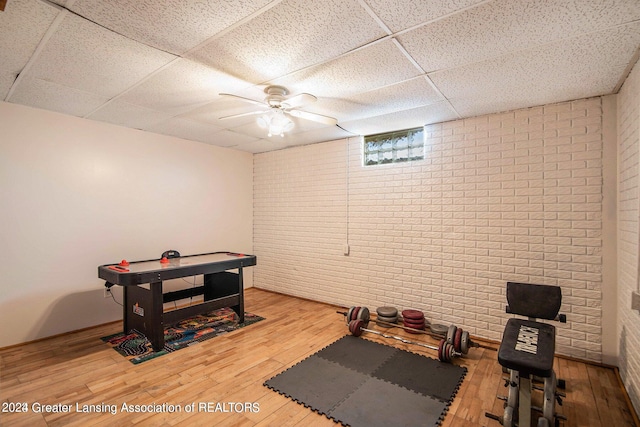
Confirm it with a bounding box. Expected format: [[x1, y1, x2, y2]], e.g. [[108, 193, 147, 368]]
[[506, 282, 562, 320]]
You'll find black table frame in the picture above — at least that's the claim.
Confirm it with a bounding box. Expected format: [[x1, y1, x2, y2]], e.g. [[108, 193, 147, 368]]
[[98, 252, 257, 351]]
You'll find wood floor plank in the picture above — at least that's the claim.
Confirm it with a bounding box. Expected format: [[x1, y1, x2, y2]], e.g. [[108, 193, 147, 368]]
[[0, 288, 636, 426]]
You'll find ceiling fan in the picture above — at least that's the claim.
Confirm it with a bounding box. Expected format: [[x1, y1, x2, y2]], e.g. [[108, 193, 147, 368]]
[[219, 85, 338, 137]]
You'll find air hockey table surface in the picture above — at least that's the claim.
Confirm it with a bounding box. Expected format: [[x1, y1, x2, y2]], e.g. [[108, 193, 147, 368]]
[[99, 251, 256, 286]]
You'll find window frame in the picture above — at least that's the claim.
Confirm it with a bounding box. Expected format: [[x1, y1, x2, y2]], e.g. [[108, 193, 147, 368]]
[[362, 127, 425, 166]]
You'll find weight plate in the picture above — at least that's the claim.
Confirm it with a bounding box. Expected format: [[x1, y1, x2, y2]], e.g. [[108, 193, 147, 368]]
[[403, 320, 425, 327], [401, 309, 425, 320], [403, 317, 425, 326], [403, 321, 425, 330], [430, 323, 448, 335], [460, 331, 470, 354], [351, 306, 361, 321], [349, 319, 364, 337], [357, 306, 370, 324], [446, 325, 457, 345], [445, 342, 455, 362], [376, 321, 394, 328], [347, 307, 354, 322], [376, 306, 398, 317], [438, 340, 454, 363], [453, 328, 463, 353], [403, 324, 425, 330], [376, 315, 398, 323]]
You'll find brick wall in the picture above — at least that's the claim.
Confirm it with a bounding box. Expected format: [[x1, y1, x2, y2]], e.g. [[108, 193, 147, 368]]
[[617, 60, 640, 410], [254, 97, 605, 361]]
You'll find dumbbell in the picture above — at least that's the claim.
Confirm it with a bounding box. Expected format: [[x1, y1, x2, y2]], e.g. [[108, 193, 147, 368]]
[[445, 324, 473, 355], [346, 306, 371, 325], [347, 319, 460, 363]]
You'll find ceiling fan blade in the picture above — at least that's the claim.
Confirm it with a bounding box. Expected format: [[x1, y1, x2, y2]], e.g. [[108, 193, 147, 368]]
[[288, 109, 337, 126], [219, 93, 265, 107], [219, 110, 268, 120], [284, 93, 317, 109]]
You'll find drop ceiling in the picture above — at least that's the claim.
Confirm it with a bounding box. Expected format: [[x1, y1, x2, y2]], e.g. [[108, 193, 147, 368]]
[[1, 0, 639, 153]]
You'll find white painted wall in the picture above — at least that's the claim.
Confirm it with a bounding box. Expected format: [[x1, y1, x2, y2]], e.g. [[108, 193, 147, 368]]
[[0, 102, 253, 347]]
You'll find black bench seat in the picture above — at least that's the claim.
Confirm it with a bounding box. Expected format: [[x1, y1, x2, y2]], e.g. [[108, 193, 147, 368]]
[[498, 318, 555, 378]]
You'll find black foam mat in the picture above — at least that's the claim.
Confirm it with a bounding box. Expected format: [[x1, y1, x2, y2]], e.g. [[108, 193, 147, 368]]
[[373, 350, 466, 402], [314, 335, 397, 375], [264, 335, 467, 426], [330, 377, 446, 427], [264, 355, 368, 411]]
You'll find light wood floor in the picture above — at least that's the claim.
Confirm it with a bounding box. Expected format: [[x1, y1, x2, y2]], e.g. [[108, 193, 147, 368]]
[[1, 288, 636, 426]]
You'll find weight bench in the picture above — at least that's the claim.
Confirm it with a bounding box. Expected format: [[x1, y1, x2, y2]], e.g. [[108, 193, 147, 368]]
[[486, 282, 566, 427]]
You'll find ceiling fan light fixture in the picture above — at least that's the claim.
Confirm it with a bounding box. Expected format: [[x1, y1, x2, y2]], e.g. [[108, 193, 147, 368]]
[[219, 85, 336, 136], [260, 109, 294, 137]]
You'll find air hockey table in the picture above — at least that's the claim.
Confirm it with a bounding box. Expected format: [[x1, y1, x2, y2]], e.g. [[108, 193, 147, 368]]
[[98, 251, 257, 351]]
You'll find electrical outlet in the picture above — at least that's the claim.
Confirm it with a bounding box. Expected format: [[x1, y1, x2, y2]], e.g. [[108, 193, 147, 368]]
[[104, 287, 112, 298]]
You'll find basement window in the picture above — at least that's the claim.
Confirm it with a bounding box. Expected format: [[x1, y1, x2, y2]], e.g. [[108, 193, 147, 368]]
[[363, 127, 424, 166]]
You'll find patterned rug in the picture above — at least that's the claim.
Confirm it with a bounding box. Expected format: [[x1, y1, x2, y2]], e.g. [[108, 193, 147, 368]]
[[102, 307, 264, 364]]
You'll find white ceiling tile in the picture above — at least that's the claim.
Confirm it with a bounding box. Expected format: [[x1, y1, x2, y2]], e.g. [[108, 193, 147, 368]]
[[447, 96, 540, 119], [366, 0, 486, 32], [271, 40, 422, 99], [2, 0, 639, 153], [67, 0, 274, 54], [205, 130, 262, 148], [233, 138, 291, 154], [433, 21, 640, 117], [399, 0, 640, 72], [25, 13, 175, 98], [87, 99, 175, 129], [118, 59, 252, 116], [145, 117, 259, 148], [306, 77, 444, 122], [187, 0, 387, 83], [48, 0, 71, 6], [144, 116, 223, 143], [339, 102, 459, 136], [231, 125, 352, 153], [276, 126, 354, 148], [179, 96, 269, 128], [0, 0, 59, 75], [9, 77, 109, 116]]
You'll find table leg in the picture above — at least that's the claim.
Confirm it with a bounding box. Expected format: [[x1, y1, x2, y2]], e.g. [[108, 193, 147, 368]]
[[123, 282, 165, 352], [237, 267, 245, 323]]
